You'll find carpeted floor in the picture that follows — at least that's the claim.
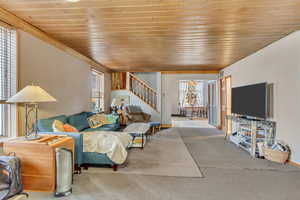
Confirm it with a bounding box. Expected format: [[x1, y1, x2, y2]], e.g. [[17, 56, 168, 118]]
[[172, 118, 214, 128], [87, 128, 203, 177], [28, 127, 300, 200]]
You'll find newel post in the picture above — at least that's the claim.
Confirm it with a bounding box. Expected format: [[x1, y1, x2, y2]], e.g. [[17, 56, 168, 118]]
[[126, 72, 130, 90]]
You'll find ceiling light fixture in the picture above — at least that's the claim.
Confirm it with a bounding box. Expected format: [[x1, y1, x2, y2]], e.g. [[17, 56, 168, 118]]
[[66, 0, 80, 2]]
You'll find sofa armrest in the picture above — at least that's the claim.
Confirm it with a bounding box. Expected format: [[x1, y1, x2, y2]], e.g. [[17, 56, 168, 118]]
[[143, 113, 151, 122], [38, 132, 83, 165]]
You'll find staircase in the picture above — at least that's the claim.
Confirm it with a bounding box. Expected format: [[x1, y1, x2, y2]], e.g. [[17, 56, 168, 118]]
[[112, 72, 158, 111], [128, 73, 158, 111]]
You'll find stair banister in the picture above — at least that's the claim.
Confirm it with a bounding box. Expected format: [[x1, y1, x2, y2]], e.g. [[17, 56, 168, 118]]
[[127, 72, 158, 111]]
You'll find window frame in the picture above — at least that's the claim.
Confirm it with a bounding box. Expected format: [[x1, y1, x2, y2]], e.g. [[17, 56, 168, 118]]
[[90, 68, 105, 113], [0, 22, 18, 138], [179, 80, 205, 108]]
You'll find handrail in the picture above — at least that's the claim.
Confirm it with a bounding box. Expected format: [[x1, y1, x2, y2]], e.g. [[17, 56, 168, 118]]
[[111, 72, 158, 111], [128, 73, 157, 94], [128, 72, 158, 110]]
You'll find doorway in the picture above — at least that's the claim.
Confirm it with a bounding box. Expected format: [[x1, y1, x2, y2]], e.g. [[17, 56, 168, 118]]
[[220, 76, 232, 132], [172, 79, 213, 128], [207, 80, 218, 126]]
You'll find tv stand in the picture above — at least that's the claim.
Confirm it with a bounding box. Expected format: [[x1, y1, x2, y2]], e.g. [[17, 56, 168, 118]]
[[226, 115, 276, 157]]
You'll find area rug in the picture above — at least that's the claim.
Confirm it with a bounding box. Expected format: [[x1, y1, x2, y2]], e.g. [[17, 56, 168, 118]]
[[86, 128, 203, 178]]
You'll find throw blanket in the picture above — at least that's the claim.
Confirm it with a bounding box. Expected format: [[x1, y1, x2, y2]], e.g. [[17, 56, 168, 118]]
[[83, 131, 133, 164]]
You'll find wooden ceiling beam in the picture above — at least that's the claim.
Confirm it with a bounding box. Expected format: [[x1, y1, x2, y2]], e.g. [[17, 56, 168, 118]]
[[0, 7, 111, 73]]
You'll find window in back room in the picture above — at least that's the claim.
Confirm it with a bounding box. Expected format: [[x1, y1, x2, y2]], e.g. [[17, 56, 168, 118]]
[[178, 80, 208, 119], [179, 80, 205, 107]]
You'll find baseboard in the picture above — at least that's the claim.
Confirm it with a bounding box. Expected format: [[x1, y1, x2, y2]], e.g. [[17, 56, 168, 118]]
[[288, 160, 300, 168], [161, 124, 172, 128]]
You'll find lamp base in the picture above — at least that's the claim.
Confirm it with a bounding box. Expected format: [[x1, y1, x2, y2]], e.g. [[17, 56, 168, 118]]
[[25, 134, 42, 141]]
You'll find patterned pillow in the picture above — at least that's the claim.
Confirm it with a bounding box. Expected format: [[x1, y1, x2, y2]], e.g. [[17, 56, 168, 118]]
[[52, 120, 65, 132], [87, 114, 119, 128], [87, 114, 105, 128], [63, 124, 79, 132]]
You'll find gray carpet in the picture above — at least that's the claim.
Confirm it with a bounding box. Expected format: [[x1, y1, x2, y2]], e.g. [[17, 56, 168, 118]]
[[180, 128, 298, 171], [87, 128, 203, 177], [172, 118, 214, 128], [28, 127, 300, 200]]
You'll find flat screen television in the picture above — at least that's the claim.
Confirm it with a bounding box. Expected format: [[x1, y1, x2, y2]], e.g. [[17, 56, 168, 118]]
[[231, 82, 267, 119]]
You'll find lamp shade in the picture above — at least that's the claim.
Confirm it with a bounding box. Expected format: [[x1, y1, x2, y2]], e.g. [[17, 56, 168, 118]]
[[6, 85, 57, 103]]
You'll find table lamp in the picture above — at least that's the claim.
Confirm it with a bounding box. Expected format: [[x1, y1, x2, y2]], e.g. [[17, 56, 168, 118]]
[[111, 98, 118, 113], [7, 85, 57, 140]]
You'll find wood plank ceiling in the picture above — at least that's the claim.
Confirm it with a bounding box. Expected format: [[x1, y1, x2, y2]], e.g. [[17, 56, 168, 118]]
[[1, 0, 300, 71]]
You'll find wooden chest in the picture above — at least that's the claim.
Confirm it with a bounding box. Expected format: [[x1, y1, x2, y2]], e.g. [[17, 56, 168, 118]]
[[3, 135, 74, 192]]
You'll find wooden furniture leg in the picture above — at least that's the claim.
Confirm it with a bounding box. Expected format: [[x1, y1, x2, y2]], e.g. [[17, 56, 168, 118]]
[[82, 164, 89, 170], [74, 165, 82, 174], [141, 134, 144, 149], [112, 165, 118, 171]]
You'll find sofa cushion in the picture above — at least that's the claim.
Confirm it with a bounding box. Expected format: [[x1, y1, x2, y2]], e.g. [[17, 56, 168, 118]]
[[52, 120, 65, 132], [149, 122, 161, 127], [67, 112, 90, 131], [81, 111, 95, 118], [130, 114, 145, 122], [37, 115, 67, 132], [126, 105, 143, 113]]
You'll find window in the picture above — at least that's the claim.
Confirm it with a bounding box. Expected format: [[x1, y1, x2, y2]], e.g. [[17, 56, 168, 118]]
[[179, 80, 204, 107], [91, 69, 104, 113], [0, 24, 17, 137]]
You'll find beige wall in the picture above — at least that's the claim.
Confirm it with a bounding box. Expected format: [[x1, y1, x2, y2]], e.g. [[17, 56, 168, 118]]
[[222, 31, 300, 164], [18, 31, 111, 123], [104, 72, 112, 112]]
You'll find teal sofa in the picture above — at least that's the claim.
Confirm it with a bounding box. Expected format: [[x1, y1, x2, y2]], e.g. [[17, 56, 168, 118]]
[[37, 112, 121, 171]]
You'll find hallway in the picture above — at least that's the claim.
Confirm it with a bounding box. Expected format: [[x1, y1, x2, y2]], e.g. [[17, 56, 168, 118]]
[[171, 117, 215, 128]]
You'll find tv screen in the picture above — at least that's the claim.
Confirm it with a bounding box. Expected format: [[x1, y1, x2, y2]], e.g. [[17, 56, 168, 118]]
[[231, 83, 267, 119]]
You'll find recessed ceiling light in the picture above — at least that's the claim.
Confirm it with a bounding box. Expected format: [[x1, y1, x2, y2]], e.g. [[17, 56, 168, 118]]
[[66, 0, 80, 2]]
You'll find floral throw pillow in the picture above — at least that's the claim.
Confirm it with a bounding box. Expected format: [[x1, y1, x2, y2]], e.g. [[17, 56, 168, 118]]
[[87, 114, 106, 128]]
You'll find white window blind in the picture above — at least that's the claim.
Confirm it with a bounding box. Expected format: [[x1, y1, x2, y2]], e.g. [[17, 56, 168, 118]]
[[0, 25, 16, 101], [0, 24, 17, 137], [91, 69, 104, 113]]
